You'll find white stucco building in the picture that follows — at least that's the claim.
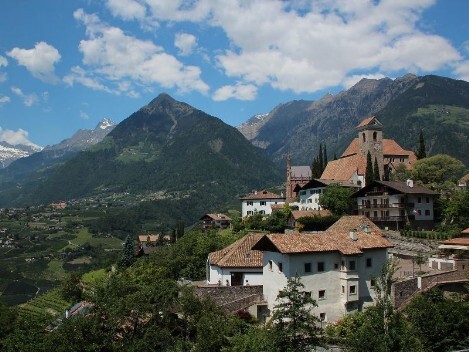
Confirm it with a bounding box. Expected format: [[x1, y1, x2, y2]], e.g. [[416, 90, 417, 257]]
[[354, 180, 439, 230], [252, 216, 393, 323], [207, 233, 264, 286], [240, 190, 285, 218], [297, 179, 358, 211]]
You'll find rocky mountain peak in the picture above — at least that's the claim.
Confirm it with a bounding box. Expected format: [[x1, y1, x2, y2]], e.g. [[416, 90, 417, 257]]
[[96, 118, 115, 130], [141, 93, 194, 116]]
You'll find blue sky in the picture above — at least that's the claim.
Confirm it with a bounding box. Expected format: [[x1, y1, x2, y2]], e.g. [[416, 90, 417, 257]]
[[0, 0, 468, 147]]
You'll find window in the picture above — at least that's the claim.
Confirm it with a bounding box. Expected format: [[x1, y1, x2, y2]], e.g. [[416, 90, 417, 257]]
[[319, 312, 326, 321], [300, 191, 306, 195], [317, 262, 325, 272], [259, 210, 265, 215], [247, 201, 253, 206], [304, 291, 312, 298], [425, 209, 430, 216], [349, 285, 356, 295], [247, 211, 253, 215], [418, 197, 422, 203], [341, 285, 345, 294], [373, 131, 377, 141], [370, 278, 376, 287], [417, 209, 422, 216], [278, 262, 283, 272], [318, 290, 326, 300], [304, 263, 311, 273], [362, 133, 366, 142], [334, 263, 339, 270], [349, 260, 356, 271], [260, 201, 266, 206], [268, 260, 272, 271], [426, 197, 430, 203], [366, 258, 372, 267]]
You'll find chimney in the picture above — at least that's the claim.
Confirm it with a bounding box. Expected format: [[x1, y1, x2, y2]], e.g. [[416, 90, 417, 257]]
[[254, 190, 258, 195], [349, 229, 358, 241], [406, 179, 414, 188]]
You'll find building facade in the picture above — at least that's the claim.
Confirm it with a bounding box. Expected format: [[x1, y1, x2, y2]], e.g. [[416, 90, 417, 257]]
[[252, 216, 392, 322], [354, 180, 439, 230], [241, 190, 286, 218]]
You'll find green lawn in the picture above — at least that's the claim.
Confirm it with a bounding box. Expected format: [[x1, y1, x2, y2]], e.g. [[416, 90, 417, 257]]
[[82, 268, 107, 284]]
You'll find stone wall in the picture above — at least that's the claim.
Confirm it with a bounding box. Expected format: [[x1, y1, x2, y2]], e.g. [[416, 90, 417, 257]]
[[393, 277, 419, 309], [194, 285, 264, 312]]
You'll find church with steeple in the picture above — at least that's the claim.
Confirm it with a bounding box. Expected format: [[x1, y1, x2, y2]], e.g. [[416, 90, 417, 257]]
[[320, 116, 416, 187]]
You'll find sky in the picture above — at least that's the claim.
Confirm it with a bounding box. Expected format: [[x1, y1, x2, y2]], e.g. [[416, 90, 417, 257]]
[[0, 0, 468, 148]]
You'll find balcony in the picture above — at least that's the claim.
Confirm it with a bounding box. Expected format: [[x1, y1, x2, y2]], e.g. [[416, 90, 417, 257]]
[[368, 216, 406, 222], [357, 202, 414, 210]]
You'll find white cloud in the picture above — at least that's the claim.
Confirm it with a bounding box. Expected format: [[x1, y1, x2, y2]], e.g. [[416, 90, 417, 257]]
[[64, 66, 114, 93], [73, 9, 209, 94], [0, 127, 38, 147], [80, 110, 89, 120], [10, 86, 39, 107], [7, 42, 61, 83], [0, 96, 10, 104], [174, 33, 197, 56], [106, 0, 146, 20], [110, 0, 463, 96], [342, 73, 387, 89], [453, 60, 469, 82], [0, 55, 7, 67], [213, 83, 257, 101]]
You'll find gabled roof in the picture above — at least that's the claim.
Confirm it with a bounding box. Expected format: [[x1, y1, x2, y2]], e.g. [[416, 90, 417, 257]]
[[461, 228, 469, 235], [200, 213, 232, 221], [327, 215, 382, 235], [138, 235, 159, 243], [241, 190, 285, 200], [354, 180, 439, 197], [290, 166, 312, 178], [357, 116, 381, 128], [208, 233, 264, 268], [321, 153, 365, 181], [252, 227, 392, 256], [341, 138, 415, 158], [289, 210, 331, 220], [440, 237, 469, 246]]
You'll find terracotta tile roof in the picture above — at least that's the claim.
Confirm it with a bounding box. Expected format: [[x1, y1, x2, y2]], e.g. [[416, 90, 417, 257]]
[[290, 166, 312, 178], [138, 235, 159, 243], [440, 237, 469, 246], [252, 226, 392, 256], [200, 213, 232, 221], [208, 233, 264, 268], [327, 215, 382, 235], [241, 190, 285, 200], [321, 153, 365, 180], [357, 116, 378, 128], [341, 138, 415, 158], [354, 180, 439, 197], [462, 228, 469, 235], [290, 210, 331, 220]]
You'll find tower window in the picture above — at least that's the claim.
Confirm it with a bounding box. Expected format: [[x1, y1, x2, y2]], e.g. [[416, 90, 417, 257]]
[[373, 132, 377, 141], [362, 133, 366, 142]]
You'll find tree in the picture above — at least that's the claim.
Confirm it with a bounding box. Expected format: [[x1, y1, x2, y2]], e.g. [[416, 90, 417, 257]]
[[120, 235, 135, 267], [323, 144, 328, 172], [374, 156, 381, 181], [60, 273, 83, 302], [318, 144, 324, 174], [318, 183, 355, 215], [269, 275, 321, 352], [444, 186, 469, 228], [412, 154, 464, 188], [416, 130, 426, 160], [365, 151, 374, 186]]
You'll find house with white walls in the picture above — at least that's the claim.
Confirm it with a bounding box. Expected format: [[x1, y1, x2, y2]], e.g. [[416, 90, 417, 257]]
[[240, 190, 285, 218], [297, 179, 358, 211], [354, 180, 439, 230], [251, 216, 393, 323], [207, 233, 264, 286]]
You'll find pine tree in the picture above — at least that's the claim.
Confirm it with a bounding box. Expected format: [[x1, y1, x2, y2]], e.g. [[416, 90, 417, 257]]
[[416, 130, 426, 159], [323, 145, 328, 173], [120, 235, 135, 267], [333, 152, 337, 160], [365, 151, 374, 186], [318, 144, 323, 174], [270, 275, 321, 352], [373, 156, 381, 181]]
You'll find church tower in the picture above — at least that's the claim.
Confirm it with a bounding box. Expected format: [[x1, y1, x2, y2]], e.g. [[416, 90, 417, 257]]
[[357, 116, 384, 179]]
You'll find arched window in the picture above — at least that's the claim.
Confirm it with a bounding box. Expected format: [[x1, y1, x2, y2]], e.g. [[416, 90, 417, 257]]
[[373, 132, 377, 141], [362, 133, 366, 142]]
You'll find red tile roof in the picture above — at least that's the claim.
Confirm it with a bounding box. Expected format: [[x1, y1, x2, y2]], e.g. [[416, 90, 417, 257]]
[[342, 138, 415, 158], [327, 215, 382, 235], [208, 233, 264, 268], [321, 153, 365, 181], [441, 237, 469, 246], [252, 227, 392, 256], [200, 213, 232, 221], [290, 210, 331, 220], [290, 166, 312, 178], [462, 228, 469, 235], [354, 180, 439, 197], [241, 190, 285, 200], [357, 116, 378, 128]]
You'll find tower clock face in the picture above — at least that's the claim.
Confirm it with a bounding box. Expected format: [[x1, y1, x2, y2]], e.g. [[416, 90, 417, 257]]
[[374, 143, 381, 151]]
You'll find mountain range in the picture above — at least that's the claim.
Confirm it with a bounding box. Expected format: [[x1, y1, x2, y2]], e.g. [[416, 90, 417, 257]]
[[0, 142, 42, 169], [238, 74, 469, 167], [0, 94, 282, 230]]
